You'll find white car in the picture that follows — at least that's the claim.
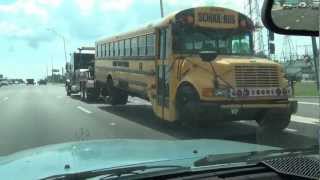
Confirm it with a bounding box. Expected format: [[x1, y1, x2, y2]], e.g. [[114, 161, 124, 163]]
[[283, 3, 293, 9], [312, 1, 320, 9], [0, 80, 9, 86], [298, 2, 307, 8]]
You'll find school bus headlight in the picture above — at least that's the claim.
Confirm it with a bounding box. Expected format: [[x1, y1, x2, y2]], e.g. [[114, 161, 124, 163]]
[[202, 88, 214, 97]]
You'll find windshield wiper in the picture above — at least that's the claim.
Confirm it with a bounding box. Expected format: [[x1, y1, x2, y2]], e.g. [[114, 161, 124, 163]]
[[194, 145, 319, 167], [42, 165, 190, 180]]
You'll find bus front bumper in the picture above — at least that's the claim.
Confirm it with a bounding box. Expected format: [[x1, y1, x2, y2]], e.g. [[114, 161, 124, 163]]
[[188, 100, 297, 121]]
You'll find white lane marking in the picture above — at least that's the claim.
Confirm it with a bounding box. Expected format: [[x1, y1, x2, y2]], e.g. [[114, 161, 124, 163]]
[[285, 128, 297, 132], [291, 115, 319, 125], [56, 96, 62, 99], [298, 101, 320, 106], [109, 122, 116, 126], [77, 106, 92, 114], [0, 97, 9, 103]]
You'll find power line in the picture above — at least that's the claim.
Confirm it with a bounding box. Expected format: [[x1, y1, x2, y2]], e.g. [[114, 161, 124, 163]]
[[245, 0, 265, 55]]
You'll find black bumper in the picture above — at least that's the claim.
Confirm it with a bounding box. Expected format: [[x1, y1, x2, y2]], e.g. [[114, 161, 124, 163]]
[[187, 100, 298, 121]]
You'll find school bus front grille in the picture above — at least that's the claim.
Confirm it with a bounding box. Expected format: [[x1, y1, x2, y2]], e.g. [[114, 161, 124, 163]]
[[234, 65, 280, 88]]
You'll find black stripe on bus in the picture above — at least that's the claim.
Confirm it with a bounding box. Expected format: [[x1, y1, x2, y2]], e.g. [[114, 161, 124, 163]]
[[114, 78, 148, 87], [104, 67, 155, 76]]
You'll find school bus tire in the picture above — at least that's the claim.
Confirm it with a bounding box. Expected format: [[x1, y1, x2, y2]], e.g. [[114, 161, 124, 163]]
[[106, 78, 128, 105], [256, 109, 291, 133], [176, 84, 201, 126]]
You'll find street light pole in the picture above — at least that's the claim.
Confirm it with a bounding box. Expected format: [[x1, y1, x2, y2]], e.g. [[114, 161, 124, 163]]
[[47, 28, 68, 66], [62, 36, 67, 66], [160, 0, 164, 18]]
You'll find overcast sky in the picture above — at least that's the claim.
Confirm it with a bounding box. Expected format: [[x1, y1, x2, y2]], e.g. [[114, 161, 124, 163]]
[[0, 0, 314, 79]]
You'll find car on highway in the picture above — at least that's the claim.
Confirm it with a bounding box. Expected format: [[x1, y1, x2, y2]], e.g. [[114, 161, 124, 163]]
[[312, 0, 320, 8], [298, 1, 307, 8], [26, 79, 35, 85], [0, 79, 9, 86], [282, 3, 293, 9], [38, 79, 47, 85]]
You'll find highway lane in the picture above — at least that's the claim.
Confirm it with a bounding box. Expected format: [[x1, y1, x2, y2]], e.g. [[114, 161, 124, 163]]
[[272, 7, 319, 31], [0, 84, 173, 156], [294, 97, 320, 119], [0, 84, 318, 156]]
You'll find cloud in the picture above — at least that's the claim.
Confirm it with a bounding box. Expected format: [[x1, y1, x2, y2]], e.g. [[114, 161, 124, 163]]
[[100, 0, 133, 12], [0, 0, 50, 23], [74, 0, 95, 16], [73, 0, 134, 16], [0, 0, 58, 49], [8, 46, 15, 53], [37, 0, 62, 7], [0, 21, 53, 49], [0, 21, 33, 37]]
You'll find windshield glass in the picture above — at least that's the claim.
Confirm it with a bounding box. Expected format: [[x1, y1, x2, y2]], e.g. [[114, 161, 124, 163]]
[[0, 0, 319, 179], [174, 29, 253, 55]]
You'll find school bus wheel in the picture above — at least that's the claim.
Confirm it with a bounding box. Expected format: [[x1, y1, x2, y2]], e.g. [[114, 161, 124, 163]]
[[106, 78, 128, 105], [176, 84, 200, 126], [256, 109, 291, 133]]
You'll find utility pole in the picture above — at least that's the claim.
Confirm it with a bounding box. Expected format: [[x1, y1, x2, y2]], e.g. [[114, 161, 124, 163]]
[[160, 0, 164, 18], [246, 0, 264, 55], [311, 37, 320, 91]]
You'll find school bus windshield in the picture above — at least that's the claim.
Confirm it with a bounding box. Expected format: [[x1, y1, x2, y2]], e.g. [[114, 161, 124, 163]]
[[174, 28, 253, 55]]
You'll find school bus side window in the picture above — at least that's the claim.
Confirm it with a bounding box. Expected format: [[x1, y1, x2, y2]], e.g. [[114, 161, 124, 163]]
[[119, 40, 124, 57], [100, 44, 103, 57], [110, 42, 114, 57], [125, 39, 131, 56], [104, 43, 107, 57], [114, 41, 119, 57], [131, 37, 138, 56], [146, 34, 155, 56], [138, 35, 146, 56], [106, 43, 109, 57]]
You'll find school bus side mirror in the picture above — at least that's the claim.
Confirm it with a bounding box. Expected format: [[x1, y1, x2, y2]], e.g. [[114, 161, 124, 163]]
[[261, 0, 319, 36], [199, 51, 218, 62]]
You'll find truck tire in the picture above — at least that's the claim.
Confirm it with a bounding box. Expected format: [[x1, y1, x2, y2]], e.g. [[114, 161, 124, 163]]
[[176, 85, 201, 127], [106, 79, 128, 105], [256, 109, 291, 132]]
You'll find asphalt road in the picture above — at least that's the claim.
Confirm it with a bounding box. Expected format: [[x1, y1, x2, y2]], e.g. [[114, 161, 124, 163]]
[[272, 7, 319, 31], [0, 84, 319, 156]]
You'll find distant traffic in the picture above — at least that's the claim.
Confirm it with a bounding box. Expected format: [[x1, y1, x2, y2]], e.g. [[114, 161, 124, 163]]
[[0, 77, 47, 87]]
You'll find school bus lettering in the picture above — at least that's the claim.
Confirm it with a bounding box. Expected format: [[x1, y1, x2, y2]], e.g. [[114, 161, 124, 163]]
[[198, 13, 236, 25]]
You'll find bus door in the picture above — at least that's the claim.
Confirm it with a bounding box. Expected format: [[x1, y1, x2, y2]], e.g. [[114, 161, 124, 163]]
[[156, 28, 170, 119]]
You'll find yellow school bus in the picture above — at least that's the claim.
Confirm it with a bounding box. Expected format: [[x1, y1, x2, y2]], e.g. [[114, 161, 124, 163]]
[[94, 6, 297, 131]]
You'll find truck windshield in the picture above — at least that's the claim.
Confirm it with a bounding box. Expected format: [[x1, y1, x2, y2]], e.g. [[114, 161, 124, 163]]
[[174, 28, 253, 55]]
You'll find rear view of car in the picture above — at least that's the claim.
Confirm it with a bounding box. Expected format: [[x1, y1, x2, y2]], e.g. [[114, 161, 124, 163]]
[[312, 0, 320, 8], [0, 79, 9, 86], [298, 2, 307, 8], [283, 3, 293, 9], [38, 79, 47, 85], [26, 79, 35, 85]]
